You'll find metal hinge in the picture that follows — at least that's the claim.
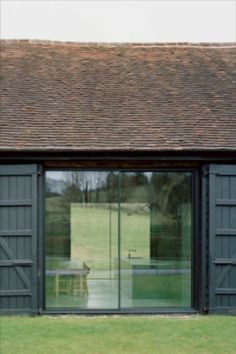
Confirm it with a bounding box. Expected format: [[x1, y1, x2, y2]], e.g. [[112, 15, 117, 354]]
[[26, 171, 42, 176], [33, 171, 42, 176], [33, 165, 43, 176], [202, 166, 209, 177], [38, 307, 43, 315]]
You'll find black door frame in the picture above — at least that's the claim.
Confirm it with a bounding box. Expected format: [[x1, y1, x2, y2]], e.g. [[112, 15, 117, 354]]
[[38, 166, 202, 314]]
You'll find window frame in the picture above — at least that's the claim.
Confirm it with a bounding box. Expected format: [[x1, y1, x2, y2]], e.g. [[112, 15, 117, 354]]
[[39, 167, 200, 314]]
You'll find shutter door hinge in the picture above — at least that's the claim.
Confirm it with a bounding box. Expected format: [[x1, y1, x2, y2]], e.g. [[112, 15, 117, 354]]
[[37, 165, 43, 176], [32, 165, 43, 176], [202, 166, 209, 177], [38, 307, 43, 315], [204, 303, 209, 313], [26, 171, 41, 176]]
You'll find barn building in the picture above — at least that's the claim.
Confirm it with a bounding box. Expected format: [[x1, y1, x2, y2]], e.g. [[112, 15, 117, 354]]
[[0, 40, 236, 315]]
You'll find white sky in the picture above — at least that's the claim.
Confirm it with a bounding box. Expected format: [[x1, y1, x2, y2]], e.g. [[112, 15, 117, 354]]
[[1, 0, 236, 42]]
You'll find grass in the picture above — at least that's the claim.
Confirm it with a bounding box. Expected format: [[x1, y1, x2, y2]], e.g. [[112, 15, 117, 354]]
[[1, 315, 236, 354]]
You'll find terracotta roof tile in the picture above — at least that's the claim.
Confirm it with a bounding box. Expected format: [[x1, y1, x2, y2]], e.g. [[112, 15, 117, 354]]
[[1, 40, 236, 152]]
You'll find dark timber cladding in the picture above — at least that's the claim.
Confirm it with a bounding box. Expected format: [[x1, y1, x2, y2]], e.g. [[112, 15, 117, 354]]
[[0, 165, 38, 314], [209, 165, 236, 314]]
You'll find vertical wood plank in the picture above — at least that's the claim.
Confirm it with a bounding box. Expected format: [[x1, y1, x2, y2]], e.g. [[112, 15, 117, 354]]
[[0, 164, 38, 314], [209, 165, 236, 313], [208, 169, 216, 311]]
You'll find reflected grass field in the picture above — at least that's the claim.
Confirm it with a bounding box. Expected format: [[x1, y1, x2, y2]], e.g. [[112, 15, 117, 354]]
[[46, 202, 191, 308], [71, 205, 150, 266]]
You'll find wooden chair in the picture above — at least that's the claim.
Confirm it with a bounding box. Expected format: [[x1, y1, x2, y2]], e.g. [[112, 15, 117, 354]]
[[56, 274, 72, 297], [71, 262, 90, 297], [53, 262, 90, 298]]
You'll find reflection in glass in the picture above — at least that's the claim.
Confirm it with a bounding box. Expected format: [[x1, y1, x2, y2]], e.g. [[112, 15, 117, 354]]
[[120, 172, 192, 308], [45, 171, 192, 310], [45, 171, 119, 309]]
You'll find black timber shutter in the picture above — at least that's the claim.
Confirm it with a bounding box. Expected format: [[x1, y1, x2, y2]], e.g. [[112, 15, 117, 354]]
[[208, 164, 236, 314], [0, 165, 38, 314]]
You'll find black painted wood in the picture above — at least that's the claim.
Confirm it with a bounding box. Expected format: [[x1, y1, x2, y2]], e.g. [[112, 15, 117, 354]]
[[209, 165, 236, 313], [0, 165, 38, 314]]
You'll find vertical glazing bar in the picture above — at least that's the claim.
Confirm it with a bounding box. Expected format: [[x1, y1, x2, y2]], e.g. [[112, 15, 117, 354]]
[[109, 200, 112, 279], [191, 171, 195, 309], [118, 171, 121, 310]]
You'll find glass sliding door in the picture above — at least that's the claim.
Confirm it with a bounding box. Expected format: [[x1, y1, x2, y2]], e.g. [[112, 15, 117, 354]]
[[120, 172, 192, 308], [45, 171, 119, 309], [45, 170, 193, 311]]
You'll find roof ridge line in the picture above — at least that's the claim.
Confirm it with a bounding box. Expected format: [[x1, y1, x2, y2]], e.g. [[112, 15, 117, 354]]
[[1, 39, 236, 48]]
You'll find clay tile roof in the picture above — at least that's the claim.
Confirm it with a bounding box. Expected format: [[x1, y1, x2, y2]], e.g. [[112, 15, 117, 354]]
[[1, 40, 236, 152]]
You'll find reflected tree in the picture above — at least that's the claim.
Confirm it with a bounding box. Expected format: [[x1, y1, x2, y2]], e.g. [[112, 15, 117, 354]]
[[150, 173, 192, 260], [62, 171, 108, 203]]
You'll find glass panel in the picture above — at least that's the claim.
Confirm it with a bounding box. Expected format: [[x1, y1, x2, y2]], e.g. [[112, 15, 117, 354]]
[[45, 170, 193, 311], [120, 172, 192, 308], [45, 171, 119, 309]]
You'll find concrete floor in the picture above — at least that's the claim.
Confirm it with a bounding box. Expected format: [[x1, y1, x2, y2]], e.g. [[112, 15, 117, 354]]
[[46, 272, 190, 309]]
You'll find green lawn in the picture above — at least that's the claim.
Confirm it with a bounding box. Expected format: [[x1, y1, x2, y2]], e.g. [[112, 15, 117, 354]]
[[1, 315, 236, 354]]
